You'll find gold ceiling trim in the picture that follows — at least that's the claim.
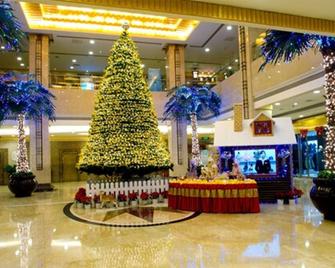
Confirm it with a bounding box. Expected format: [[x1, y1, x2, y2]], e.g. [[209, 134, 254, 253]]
[[49, 0, 335, 35], [20, 2, 199, 40]]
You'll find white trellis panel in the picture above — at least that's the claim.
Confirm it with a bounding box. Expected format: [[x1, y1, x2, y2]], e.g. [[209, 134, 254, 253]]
[[86, 178, 170, 197]]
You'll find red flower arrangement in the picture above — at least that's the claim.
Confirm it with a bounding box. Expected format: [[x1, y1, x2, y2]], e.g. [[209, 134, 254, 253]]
[[93, 194, 100, 203], [75, 187, 87, 203], [276, 187, 304, 199], [118, 193, 127, 202], [150, 192, 159, 199], [140, 192, 149, 200], [128, 192, 138, 201], [161, 190, 168, 199], [82, 196, 92, 204]]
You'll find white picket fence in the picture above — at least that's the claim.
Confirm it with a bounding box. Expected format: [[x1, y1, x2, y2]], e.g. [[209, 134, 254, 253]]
[[86, 179, 169, 197]]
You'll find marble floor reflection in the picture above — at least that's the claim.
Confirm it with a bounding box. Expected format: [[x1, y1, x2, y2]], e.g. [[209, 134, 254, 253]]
[[0, 180, 334, 267]]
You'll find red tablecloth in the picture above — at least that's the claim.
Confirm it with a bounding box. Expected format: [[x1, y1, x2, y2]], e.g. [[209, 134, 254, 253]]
[[168, 180, 260, 213]]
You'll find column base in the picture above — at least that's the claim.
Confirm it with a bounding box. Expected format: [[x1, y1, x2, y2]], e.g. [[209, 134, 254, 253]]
[[35, 183, 54, 192]]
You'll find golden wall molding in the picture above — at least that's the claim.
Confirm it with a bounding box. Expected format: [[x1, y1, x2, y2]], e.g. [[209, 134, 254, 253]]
[[49, 0, 335, 34]]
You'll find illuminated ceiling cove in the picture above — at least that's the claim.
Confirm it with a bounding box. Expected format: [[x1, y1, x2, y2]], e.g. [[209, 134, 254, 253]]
[[20, 2, 199, 40]]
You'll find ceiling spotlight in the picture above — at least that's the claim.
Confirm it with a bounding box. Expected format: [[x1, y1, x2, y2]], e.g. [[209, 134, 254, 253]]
[[140, 64, 145, 68], [165, 65, 168, 69], [313, 90, 321, 94], [274, 102, 281, 106], [226, 25, 233, 31], [72, 59, 77, 63], [17, 57, 22, 61], [89, 40, 95, 44], [70, 66, 74, 70], [227, 118, 232, 121], [20, 63, 24, 67], [293, 102, 298, 106], [1, 46, 5, 49], [228, 66, 232, 70], [88, 51, 94, 55], [299, 115, 304, 118], [204, 47, 210, 52], [234, 59, 238, 63]]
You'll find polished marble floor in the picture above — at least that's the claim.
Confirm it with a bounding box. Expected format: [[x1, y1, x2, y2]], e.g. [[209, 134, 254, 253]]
[[0, 179, 334, 268]]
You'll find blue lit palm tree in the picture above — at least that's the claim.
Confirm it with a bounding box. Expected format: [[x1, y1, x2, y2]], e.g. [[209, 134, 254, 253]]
[[0, 74, 55, 174], [260, 30, 335, 170], [164, 84, 221, 169], [0, 1, 25, 50]]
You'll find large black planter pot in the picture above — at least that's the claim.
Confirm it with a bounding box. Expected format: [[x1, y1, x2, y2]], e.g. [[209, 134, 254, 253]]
[[8, 173, 38, 197], [310, 178, 335, 221]]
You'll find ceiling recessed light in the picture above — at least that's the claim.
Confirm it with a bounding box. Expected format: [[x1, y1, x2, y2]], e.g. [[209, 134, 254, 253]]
[[311, 66, 315, 69], [89, 40, 95, 44], [204, 47, 210, 52], [165, 65, 168, 69], [293, 102, 298, 106], [268, 75, 272, 79], [226, 25, 232, 31], [20, 63, 24, 67], [72, 59, 77, 63], [88, 51, 94, 55], [234, 59, 238, 63], [70, 66, 74, 69], [17, 57, 22, 61], [1, 46, 5, 49], [313, 90, 321, 94], [275, 102, 281, 106], [228, 66, 232, 70], [277, 70, 281, 73], [227, 118, 232, 121], [299, 115, 304, 118]]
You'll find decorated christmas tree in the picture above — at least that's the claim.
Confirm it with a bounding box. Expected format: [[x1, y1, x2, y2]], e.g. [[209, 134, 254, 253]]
[[78, 27, 170, 178]]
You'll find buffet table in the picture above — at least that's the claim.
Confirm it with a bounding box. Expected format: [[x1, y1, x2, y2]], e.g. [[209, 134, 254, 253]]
[[168, 179, 260, 213]]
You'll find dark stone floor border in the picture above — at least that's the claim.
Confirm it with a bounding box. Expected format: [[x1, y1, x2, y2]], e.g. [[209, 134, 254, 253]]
[[63, 202, 201, 228]]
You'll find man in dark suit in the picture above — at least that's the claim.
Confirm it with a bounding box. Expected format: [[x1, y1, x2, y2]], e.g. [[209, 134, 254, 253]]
[[255, 150, 271, 174]]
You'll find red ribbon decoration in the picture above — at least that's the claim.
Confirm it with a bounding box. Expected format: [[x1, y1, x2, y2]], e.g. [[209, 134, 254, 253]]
[[315, 126, 324, 137], [300, 129, 308, 139]]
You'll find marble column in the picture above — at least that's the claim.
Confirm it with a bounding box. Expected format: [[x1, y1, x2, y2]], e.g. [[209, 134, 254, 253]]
[[28, 34, 52, 191], [238, 26, 255, 119], [165, 44, 188, 177]]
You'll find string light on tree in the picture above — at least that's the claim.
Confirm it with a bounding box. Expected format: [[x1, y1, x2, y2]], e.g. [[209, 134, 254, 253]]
[[323, 52, 335, 170], [78, 25, 170, 178]]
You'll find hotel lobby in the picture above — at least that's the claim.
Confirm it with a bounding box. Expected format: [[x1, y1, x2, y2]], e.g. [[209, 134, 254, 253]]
[[0, 0, 335, 267]]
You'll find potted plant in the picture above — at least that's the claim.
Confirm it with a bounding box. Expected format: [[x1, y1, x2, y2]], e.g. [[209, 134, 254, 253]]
[[117, 193, 127, 207], [140, 192, 149, 205], [164, 84, 221, 176], [258, 31, 335, 219], [0, 74, 55, 197], [150, 191, 159, 205], [74, 188, 87, 208], [276, 188, 303, 205], [83, 196, 92, 209], [161, 190, 169, 204], [128, 192, 138, 207], [310, 170, 335, 220], [93, 194, 100, 209]]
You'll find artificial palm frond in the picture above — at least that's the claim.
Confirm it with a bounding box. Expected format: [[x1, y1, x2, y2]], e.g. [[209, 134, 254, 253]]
[[163, 84, 221, 121], [0, 73, 56, 124], [0, 1, 25, 50], [259, 30, 315, 70]]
